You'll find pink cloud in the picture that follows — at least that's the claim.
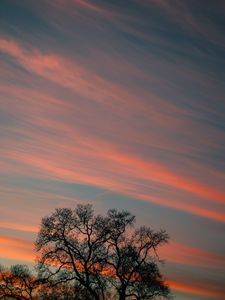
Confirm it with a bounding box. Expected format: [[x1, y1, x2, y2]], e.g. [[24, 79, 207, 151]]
[[169, 280, 224, 299], [160, 240, 225, 269], [1, 38, 225, 224]]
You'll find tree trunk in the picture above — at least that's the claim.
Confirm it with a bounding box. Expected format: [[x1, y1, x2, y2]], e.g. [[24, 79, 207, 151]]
[[119, 286, 126, 300]]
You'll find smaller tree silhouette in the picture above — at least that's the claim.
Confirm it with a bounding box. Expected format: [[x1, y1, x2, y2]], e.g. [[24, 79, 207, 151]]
[[0, 264, 39, 300]]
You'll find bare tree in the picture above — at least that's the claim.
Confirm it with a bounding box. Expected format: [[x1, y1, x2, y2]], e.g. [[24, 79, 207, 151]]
[[36, 204, 170, 300], [36, 204, 111, 300], [0, 264, 39, 300], [0, 264, 103, 300], [105, 209, 170, 300], [38, 280, 93, 300]]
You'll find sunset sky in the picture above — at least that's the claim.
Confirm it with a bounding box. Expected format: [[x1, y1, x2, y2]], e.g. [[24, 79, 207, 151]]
[[0, 1, 225, 299]]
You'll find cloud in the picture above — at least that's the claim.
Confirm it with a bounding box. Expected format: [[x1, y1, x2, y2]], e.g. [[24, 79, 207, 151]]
[[160, 240, 225, 269], [0, 222, 38, 234], [0, 235, 35, 262], [0, 38, 225, 224], [144, 0, 225, 49], [169, 280, 224, 299]]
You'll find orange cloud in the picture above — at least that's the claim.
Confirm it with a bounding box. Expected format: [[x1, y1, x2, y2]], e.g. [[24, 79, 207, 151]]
[[1, 38, 225, 225], [0, 235, 35, 262], [101, 150, 225, 204], [2, 138, 224, 224], [139, 194, 225, 223], [1, 118, 224, 224], [0, 222, 38, 233], [0, 37, 193, 126], [169, 280, 224, 299], [159, 240, 225, 269]]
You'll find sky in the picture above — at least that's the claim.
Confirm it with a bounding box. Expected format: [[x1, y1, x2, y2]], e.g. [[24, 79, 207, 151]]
[[0, 0, 225, 299]]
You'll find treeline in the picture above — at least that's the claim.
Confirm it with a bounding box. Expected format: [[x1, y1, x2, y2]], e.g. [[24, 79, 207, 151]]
[[0, 204, 170, 300]]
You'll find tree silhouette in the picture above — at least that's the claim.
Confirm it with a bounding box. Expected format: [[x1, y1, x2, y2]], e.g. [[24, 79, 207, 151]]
[[0, 204, 170, 300], [0, 264, 105, 300], [0, 264, 39, 300], [36, 204, 110, 300], [36, 204, 170, 300]]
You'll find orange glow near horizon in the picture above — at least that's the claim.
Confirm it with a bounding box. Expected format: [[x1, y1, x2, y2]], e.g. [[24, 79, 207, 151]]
[[0, 235, 35, 263], [169, 280, 223, 299]]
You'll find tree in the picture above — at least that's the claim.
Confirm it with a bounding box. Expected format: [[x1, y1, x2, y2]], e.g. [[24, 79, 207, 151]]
[[36, 204, 111, 300], [0, 264, 39, 300], [0, 264, 102, 300], [105, 210, 169, 299], [36, 204, 170, 300], [38, 281, 93, 300]]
